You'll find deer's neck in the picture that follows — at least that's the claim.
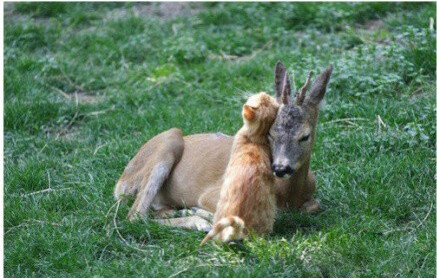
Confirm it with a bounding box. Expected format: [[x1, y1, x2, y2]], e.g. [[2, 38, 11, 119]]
[[275, 159, 311, 210]]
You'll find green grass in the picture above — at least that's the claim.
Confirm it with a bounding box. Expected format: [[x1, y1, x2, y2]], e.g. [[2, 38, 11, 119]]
[[4, 2, 436, 277]]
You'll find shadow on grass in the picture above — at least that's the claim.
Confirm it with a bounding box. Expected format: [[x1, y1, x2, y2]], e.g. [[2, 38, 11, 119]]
[[271, 210, 327, 238]]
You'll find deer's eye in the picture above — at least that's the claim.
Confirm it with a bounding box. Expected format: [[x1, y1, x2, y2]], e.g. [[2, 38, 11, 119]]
[[299, 134, 310, 142]]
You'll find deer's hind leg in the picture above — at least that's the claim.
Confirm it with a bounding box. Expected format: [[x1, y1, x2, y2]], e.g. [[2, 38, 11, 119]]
[[147, 204, 214, 232], [154, 216, 212, 232], [198, 185, 221, 213], [148, 184, 220, 231], [150, 206, 214, 232], [114, 128, 184, 219]]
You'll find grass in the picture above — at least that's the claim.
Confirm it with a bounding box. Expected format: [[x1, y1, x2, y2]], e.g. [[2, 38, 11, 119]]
[[4, 2, 436, 277]]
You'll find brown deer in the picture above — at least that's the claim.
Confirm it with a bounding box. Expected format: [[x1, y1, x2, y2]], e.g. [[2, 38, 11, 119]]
[[114, 62, 333, 231]]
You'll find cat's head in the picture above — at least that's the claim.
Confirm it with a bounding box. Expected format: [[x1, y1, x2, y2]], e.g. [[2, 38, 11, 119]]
[[242, 93, 279, 135]]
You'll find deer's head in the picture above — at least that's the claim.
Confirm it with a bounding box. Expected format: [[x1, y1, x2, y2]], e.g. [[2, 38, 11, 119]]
[[269, 62, 333, 178]]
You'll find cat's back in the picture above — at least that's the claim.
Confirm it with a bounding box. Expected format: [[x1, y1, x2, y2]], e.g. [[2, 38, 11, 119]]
[[228, 141, 271, 170]]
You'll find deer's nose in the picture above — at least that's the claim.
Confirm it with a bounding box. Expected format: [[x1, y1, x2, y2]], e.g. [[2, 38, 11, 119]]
[[272, 164, 294, 178]]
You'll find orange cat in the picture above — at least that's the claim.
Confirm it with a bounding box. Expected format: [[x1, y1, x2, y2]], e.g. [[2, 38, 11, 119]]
[[201, 93, 279, 245]]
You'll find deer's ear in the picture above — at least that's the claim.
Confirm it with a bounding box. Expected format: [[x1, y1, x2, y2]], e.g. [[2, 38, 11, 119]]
[[275, 61, 291, 105], [305, 65, 333, 108], [243, 104, 256, 121]]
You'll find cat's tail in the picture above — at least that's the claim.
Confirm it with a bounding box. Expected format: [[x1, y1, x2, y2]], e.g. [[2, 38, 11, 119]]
[[200, 216, 245, 246]]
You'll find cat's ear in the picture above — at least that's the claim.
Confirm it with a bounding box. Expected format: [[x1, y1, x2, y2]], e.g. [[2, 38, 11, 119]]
[[243, 104, 256, 121]]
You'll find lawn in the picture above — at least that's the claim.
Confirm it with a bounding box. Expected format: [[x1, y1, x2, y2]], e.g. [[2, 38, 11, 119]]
[[4, 2, 436, 277]]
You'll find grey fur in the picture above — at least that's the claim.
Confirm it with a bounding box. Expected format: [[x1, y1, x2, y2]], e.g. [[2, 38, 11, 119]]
[[305, 65, 333, 107], [270, 65, 333, 173]]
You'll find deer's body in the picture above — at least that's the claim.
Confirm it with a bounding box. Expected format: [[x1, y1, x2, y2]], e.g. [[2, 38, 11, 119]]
[[115, 62, 333, 231]]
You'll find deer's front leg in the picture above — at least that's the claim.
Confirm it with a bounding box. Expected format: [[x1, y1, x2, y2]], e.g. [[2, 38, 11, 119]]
[[300, 199, 321, 213], [299, 171, 321, 213]]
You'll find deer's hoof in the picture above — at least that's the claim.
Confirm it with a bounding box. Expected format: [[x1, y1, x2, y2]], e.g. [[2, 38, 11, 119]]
[[301, 199, 321, 214]]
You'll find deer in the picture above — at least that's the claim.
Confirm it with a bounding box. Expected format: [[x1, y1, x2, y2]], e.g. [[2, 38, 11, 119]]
[[114, 62, 333, 231]]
